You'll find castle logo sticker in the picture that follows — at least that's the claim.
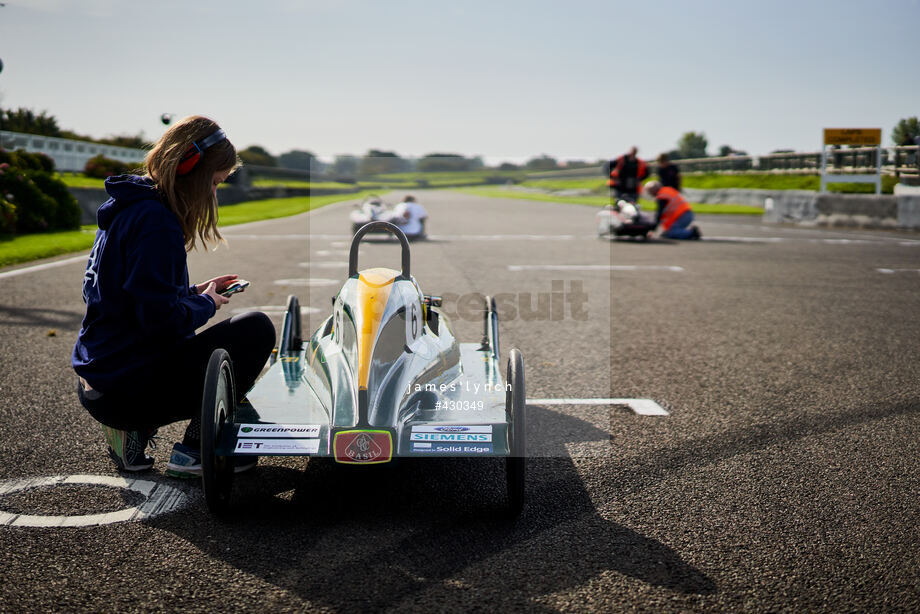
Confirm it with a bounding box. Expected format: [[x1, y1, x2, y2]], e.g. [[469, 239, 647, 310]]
[[237, 424, 320, 438], [333, 430, 393, 464]]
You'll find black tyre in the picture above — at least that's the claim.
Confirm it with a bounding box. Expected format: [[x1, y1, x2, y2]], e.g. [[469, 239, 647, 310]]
[[201, 349, 236, 515], [505, 348, 525, 515], [280, 294, 302, 356]]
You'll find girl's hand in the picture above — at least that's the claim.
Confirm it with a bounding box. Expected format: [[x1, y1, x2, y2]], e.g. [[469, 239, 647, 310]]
[[202, 282, 230, 310], [196, 274, 238, 295]]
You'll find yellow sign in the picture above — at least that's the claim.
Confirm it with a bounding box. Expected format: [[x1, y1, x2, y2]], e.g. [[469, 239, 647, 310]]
[[823, 128, 881, 146]]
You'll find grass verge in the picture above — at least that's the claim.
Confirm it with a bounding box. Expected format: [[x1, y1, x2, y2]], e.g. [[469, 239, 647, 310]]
[[452, 187, 764, 214], [0, 190, 380, 267]]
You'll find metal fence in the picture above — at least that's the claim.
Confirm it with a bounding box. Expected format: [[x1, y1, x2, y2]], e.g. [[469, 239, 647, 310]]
[[527, 146, 920, 180]]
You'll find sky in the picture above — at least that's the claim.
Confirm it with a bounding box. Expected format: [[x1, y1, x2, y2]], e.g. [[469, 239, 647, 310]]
[[0, 0, 918, 165]]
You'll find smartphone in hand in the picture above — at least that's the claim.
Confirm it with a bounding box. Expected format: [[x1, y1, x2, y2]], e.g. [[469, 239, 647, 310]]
[[219, 280, 250, 297]]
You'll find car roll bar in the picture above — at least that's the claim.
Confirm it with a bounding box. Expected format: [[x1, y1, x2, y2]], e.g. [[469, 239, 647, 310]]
[[349, 221, 411, 279]]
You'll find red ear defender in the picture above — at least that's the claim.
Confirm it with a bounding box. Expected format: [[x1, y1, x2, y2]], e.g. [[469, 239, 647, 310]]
[[176, 129, 227, 176]]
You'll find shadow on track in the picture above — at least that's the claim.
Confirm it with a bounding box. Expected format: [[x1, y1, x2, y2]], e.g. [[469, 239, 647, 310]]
[[0, 305, 84, 328], [152, 406, 716, 609]]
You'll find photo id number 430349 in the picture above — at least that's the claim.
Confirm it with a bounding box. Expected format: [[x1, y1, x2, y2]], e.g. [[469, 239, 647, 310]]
[[435, 400, 484, 411]]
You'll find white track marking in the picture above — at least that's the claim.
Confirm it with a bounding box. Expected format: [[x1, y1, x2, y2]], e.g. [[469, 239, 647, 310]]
[[876, 268, 920, 274], [527, 398, 669, 415], [314, 250, 350, 256], [428, 234, 576, 241], [508, 265, 684, 272], [298, 262, 348, 269], [0, 475, 188, 528], [0, 254, 89, 280], [274, 278, 338, 287], [231, 305, 320, 315]]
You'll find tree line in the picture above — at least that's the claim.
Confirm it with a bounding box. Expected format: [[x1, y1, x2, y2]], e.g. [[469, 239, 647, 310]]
[[4, 107, 918, 175]]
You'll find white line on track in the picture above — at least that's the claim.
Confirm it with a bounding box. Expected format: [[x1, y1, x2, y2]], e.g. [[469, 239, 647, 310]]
[[0, 254, 88, 280], [231, 305, 320, 315], [273, 278, 339, 287], [298, 262, 348, 269], [527, 398, 669, 415], [0, 475, 188, 528], [876, 268, 920, 274], [508, 265, 684, 272]]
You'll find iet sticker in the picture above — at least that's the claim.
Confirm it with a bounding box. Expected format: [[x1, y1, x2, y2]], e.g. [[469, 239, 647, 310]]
[[235, 439, 320, 454]]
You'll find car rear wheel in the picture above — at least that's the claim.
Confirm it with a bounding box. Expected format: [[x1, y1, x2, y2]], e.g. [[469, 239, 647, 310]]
[[505, 348, 525, 516], [280, 294, 302, 356], [201, 349, 236, 515]]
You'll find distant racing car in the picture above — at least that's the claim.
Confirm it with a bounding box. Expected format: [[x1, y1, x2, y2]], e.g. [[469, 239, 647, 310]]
[[199, 221, 526, 515], [597, 199, 655, 239]]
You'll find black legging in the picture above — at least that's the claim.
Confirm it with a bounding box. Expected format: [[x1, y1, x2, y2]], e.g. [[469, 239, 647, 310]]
[[78, 311, 276, 444]]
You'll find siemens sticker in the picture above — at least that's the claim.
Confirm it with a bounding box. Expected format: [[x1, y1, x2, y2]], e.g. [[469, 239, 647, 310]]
[[411, 425, 492, 434], [410, 433, 492, 442]]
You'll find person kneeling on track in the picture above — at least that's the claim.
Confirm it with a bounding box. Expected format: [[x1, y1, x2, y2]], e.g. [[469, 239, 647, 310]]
[[71, 116, 276, 478], [389, 194, 428, 240], [643, 180, 701, 240]]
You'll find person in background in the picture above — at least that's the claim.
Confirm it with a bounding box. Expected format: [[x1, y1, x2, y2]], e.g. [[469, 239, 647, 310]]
[[390, 194, 428, 240], [607, 147, 648, 202], [656, 153, 682, 191], [643, 180, 701, 240], [72, 115, 276, 477]]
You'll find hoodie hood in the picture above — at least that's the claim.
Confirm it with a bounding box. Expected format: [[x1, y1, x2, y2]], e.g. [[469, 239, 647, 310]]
[[97, 174, 160, 230]]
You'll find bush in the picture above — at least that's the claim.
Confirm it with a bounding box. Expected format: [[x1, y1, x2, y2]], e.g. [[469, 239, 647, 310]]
[[0, 167, 57, 232], [0, 196, 17, 234], [0, 154, 81, 233], [0, 149, 55, 172], [84, 154, 132, 178], [28, 170, 80, 229]]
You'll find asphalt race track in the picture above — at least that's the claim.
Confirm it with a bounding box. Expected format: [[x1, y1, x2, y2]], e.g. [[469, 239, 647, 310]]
[[1, 190, 918, 612]]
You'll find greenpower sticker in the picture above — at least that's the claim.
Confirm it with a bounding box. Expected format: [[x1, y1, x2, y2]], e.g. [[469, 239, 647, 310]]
[[236, 424, 321, 438]]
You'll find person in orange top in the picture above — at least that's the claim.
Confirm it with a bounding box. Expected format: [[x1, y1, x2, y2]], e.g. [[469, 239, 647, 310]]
[[644, 180, 701, 240]]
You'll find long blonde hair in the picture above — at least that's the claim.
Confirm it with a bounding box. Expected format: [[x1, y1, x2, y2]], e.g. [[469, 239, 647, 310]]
[[145, 116, 239, 251]]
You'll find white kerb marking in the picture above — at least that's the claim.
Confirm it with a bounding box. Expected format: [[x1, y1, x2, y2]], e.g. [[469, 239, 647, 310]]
[[0, 475, 188, 528], [508, 265, 684, 272], [274, 278, 339, 287], [298, 262, 348, 269], [527, 398, 669, 415], [0, 254, 89, 280], [233, 305, 320, 316], [876, 268, 920, 274]]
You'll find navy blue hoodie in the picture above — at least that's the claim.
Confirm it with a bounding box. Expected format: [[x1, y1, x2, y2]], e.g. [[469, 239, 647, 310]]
[[72, 175, 216, 391]]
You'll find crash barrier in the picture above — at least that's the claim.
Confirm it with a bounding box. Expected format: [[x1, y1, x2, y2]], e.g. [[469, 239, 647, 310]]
[[763, 192, 920, 229], [526, 146, 920, 182]]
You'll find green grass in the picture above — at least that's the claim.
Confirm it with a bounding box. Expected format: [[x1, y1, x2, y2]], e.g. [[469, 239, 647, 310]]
[[55, 173, 106, 188], [682, 173, 898, 194], [452, 186, 763, 214], [517, 173, 899, 194], [0, 191, 381, 267], [251, 179, 357, 190], [0, 226, 99, 267]]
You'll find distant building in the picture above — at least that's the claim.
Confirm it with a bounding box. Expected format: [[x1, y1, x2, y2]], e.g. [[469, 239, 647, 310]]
[[0, 130, 146, 172]]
